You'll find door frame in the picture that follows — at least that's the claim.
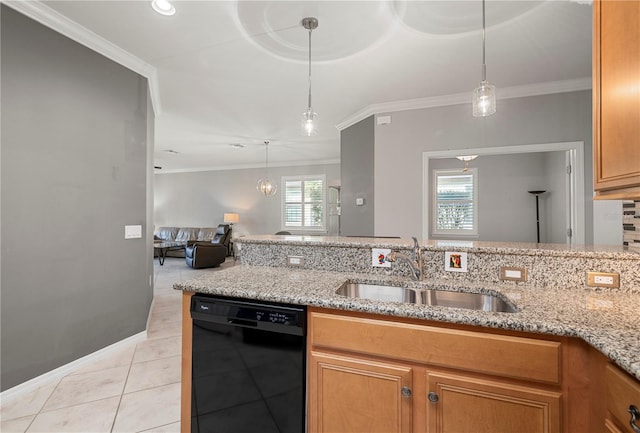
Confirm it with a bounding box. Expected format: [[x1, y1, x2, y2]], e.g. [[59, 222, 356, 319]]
[[422, 141, 585, 244]]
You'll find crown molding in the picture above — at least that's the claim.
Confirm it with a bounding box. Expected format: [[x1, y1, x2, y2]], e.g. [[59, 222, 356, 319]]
[[4, 0, 162, 116], [335, 77, 592, 131]]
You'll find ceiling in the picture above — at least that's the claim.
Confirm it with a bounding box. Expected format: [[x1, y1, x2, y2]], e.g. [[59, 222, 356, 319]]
[[28, 1, 592, 172]]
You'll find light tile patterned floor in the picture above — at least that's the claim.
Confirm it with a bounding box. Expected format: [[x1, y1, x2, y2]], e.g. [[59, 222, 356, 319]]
[[0, 257, 235, 433]]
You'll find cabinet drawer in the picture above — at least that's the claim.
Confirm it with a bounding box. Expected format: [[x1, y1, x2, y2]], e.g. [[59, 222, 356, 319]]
[[606, 364, 640, 433], [309, 311, 561, 384]]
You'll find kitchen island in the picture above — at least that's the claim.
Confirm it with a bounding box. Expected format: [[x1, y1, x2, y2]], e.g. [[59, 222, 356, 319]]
[[176, 236, 640, 433]]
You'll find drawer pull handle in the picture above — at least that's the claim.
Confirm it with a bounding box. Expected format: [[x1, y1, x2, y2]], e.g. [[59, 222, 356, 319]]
[[428, 392, 439, 403], [401, 386, 412, 398], [629, 405, 640, 433]]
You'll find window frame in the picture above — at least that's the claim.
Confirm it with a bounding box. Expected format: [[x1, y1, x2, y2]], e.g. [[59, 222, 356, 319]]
[[431, 168, 478, 237], [281, 174, 327, 232]]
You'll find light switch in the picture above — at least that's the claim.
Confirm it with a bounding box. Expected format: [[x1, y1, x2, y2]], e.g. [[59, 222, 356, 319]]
[[125, 225, 142, 239], [356, 197, 365, 206]]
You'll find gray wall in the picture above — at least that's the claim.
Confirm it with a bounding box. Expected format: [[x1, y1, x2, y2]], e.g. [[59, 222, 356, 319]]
[[154, 163, 340, 236], [430, 152, 567, 243], [340, 116, 375, 236], [372, 91, 594, 241], [1, 6, 153, 391]]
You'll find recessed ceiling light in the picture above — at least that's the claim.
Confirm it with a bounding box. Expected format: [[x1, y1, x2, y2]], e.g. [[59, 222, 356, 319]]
[[230, 143, 245, 149], [151, 0, 176, 16]]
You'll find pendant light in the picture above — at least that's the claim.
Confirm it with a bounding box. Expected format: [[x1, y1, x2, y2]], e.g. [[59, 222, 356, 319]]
[[257, 141, 277, 197], [301, 17, 318, 136], [456, 155, 478, 172], [472, 0, 496, 117]]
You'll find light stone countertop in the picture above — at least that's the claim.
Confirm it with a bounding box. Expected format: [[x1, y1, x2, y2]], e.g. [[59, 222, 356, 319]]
[[174, 264, 640, 382], [236, 234, 640, 259]]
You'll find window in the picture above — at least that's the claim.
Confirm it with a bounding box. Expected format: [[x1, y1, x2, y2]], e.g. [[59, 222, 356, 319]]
[[432, 169, 478, 236], [282, 175, 326, 231]]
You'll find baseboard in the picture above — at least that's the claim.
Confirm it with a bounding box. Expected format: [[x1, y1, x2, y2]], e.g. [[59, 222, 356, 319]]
[[0, 331, 147, 404]]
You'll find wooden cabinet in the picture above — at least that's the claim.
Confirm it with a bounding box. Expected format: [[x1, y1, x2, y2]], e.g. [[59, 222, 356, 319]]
[[426, 371, 561, 433], [593, 0, 640, 199], [308, 351, 413, 433], [307, 308, 566, 433], [605, 364, 640, 433]]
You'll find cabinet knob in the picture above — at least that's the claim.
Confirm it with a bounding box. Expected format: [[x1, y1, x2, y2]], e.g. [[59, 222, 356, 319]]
[[428, 392, 439, 403], [401, 386, 412, 398], [629, 405, 640, 433]]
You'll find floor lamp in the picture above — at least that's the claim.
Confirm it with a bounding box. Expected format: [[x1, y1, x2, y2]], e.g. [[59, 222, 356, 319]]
[[528, 191, 546, 243]]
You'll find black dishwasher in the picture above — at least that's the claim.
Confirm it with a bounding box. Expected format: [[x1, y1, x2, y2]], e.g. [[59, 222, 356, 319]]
[[190, 294, 306, 433]]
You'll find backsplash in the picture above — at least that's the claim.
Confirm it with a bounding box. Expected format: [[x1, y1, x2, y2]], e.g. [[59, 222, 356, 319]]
[[623, 200, 640, 252], [238, 236, 640, 293]]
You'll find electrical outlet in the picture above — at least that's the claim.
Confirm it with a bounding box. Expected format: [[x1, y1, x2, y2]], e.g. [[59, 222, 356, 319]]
[[444, 252, 468, 272], [586, 272, 620, 288], [372, 248, 391, 268], [500, 266, 527, 282], [287, 256, 305, 267]]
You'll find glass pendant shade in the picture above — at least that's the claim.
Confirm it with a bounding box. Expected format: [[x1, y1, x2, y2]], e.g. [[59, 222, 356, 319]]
[[257, 178, 277, 197], [472, 81, 496, 117], [456, 154, 478, 172], [257, 141, 277, 197], [301, 108, 318, 136]]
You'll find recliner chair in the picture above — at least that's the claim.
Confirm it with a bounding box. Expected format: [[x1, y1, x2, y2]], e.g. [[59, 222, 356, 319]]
[[185, 224, 230, 269]]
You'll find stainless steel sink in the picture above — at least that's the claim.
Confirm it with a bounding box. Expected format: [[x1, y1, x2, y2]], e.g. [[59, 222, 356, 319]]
[[336, 283, 518, 313]]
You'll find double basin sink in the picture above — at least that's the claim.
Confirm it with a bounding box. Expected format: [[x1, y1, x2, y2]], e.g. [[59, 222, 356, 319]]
[[336, 282, 518, 313]]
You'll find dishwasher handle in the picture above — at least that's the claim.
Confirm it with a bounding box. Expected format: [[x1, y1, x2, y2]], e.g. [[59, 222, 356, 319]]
[[228, 318, 257, 327]]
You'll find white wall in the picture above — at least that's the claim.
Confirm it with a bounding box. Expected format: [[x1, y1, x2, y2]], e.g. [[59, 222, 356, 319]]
[[429, 152, 567, 243], [373, 90, 593, 241], [593, 200, 623, 245], [154, 163, 340, 236]]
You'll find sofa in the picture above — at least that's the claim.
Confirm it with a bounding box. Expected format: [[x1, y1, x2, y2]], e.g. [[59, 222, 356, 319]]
[[154, 225, 231, 258]]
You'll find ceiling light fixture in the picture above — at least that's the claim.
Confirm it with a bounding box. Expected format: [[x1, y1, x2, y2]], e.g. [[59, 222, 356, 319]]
[[472, 0, 496, 117], [456, 155, 478, 172], [151, 0, 175, 16], [257, 141, 277, 197], [301, 17, 318, 136]]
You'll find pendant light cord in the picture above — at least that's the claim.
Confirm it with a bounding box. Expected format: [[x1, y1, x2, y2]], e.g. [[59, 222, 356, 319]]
[[481, 0, 487, 83], [307, 27, 312, 110], [265, 141, 270, 177]]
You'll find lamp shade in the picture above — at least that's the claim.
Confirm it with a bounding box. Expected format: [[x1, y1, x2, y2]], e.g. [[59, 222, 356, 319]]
[[224, 213, 239, 224]]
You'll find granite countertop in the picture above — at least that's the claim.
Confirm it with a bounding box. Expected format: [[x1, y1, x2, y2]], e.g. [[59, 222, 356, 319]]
[[236, 234, 640, 259], [174, 264, 640, 381]]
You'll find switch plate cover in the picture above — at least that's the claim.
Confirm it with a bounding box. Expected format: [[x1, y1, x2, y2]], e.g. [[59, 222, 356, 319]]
[[500, 266, 527, 282], [287, 256, 306, 267], [587, 272, 620, 288], [372, 248, 391, 267], [444, 252, 468, 272], [125, 225, 142, 239]]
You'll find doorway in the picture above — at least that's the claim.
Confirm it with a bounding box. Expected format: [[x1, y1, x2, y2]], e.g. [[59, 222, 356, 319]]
[[422, 141, 585, 244]]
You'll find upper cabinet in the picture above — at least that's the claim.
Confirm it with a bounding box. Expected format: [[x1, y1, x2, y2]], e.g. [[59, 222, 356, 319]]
[[593, 0, 640, 199]]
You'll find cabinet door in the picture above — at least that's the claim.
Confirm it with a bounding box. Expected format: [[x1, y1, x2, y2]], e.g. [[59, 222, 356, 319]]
[[426, 371, 561, 433], [308, 351, 413, 433], [606, 364, 640, 433], [593, 0, 640, 197]]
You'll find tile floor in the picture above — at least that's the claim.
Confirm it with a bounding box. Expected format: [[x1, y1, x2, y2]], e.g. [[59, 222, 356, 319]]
[[0, 256, 235, 433]]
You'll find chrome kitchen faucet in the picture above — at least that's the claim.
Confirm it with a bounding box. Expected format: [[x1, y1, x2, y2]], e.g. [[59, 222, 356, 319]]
[[387, 237, 423, 281]]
